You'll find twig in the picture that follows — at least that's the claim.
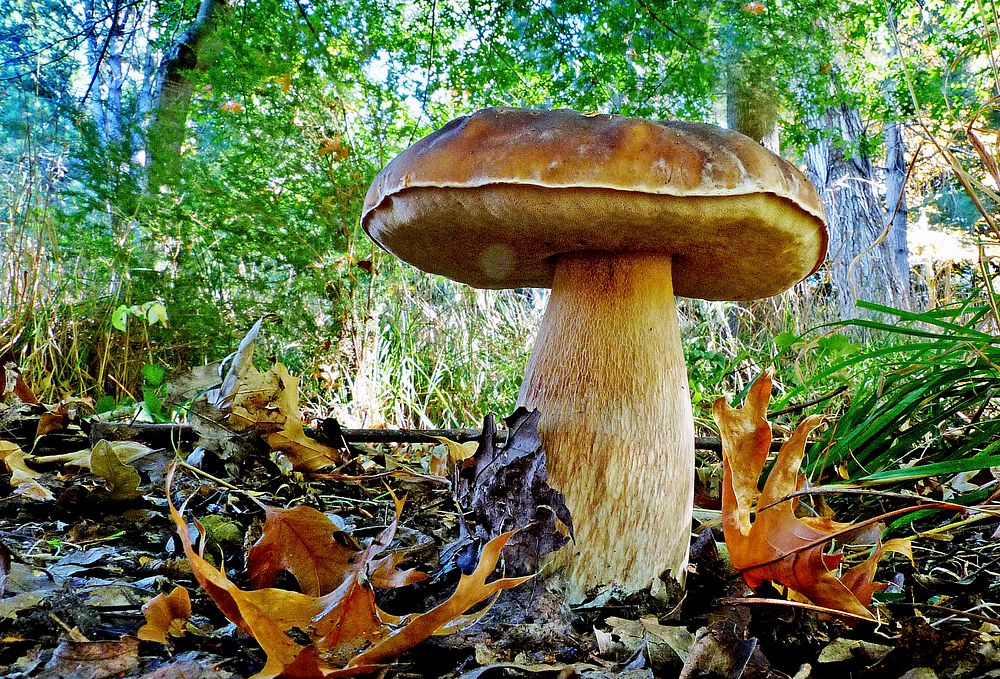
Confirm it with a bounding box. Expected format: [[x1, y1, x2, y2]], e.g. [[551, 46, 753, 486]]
[[81, 419, 784, 452], [716, 596, 876, 623], [770, 385, 848, 417]]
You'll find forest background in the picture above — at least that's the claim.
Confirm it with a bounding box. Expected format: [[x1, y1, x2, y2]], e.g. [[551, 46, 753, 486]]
[[2, 0, 998, 449]]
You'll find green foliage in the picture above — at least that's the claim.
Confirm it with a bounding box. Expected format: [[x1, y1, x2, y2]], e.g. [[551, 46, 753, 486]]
[[1, 0, 999, 451], [770, 301, 1000, 487]]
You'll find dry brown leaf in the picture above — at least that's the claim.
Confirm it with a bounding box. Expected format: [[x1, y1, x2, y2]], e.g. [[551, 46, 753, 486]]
[[0, 351, 38, 404], [29, 440, 155, 471], [248, 502, 426, 597], [91, 439, 142, 500], [347, 530, 531, 668], [204, 319, 342, 470], [248, 505, 355, 595], [36, 402, 71, 439], [167, 464, 529, 678], [1, 440, 53, 501], [263, 365, 342, 471], [46, 635, 140, 678], [713, 370, 884, 620], [137, 586, 192, 644]]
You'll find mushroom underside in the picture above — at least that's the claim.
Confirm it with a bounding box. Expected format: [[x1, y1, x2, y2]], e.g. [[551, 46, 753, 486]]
[[363, 184, 825, 298]]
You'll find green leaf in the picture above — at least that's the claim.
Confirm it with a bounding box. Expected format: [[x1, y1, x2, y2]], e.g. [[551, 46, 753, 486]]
[[143, 363, 166, 387], [111, 305, 129, 332], [773, 331, 799, 350], [143, 386, 166, 422], [144, 301, 169, 327], [94, 396, 117, 414]]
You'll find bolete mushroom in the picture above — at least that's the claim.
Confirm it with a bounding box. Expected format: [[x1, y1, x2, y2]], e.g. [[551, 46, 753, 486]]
[[361, 107, 827, 598]]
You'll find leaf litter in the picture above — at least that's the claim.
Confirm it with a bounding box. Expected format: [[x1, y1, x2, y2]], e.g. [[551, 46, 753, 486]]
[[2, 331, 1000, 677]]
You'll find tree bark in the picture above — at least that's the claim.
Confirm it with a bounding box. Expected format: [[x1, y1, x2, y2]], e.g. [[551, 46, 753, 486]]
[[884, 118, 911, 308], [806, 102, 909, 318], [146, 0, 229, 190]]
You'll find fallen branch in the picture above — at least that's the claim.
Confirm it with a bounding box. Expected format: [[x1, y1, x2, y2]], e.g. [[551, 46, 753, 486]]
[[82, 418, 783, 453]]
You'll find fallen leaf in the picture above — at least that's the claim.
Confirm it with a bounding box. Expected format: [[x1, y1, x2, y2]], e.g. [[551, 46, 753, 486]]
[[0, 591, 47, 619], [247, 504, 362, 596], [167, 464, 529, 677], [31, 440, 155, 470], [36, 402, 71, 439], [136, 656, 237, 678], [1, 440, 53, 500], [91, 439, 142, 501], [0, 351, 38, 404], [451, 409, 572, 577], [203, 319, 342, 470], [817, 637, 892, 663], [605, 616, 694, 665], [431, 436, 478, 463], [346, 530, 532, 668], [264, 365, 343, 471], [138, 586, 192, 644], [713, 370, 884, 620], [45, 636, 140, 679]]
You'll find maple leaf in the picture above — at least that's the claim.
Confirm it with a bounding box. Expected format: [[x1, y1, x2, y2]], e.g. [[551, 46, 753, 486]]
[[713, 370, 885, 620], [137, 586, 192, 644]]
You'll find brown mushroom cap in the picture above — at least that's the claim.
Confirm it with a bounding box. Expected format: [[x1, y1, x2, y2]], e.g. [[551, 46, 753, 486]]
[[361, 107, 827, 300]]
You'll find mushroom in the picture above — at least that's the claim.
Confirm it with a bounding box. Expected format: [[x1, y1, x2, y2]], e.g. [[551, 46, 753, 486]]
[[361, 107, 827, 598]]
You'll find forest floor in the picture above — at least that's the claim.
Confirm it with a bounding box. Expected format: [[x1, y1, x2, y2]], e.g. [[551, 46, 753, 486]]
[[2, 394, 1000, 679]]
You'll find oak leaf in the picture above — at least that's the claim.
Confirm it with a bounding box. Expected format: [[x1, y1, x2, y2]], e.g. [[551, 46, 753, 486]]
[[205, 318, 342, 470], [166, 465, 529, 678], [713, 370, 885, 620], [247, 502, 426, 596], [264, 365, 343, 471]]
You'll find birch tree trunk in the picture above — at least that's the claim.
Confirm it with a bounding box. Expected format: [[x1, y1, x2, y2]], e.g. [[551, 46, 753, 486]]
[[806, 102, 909, 318], [884, 118, 911, 308], [146, 0, 229, 190]]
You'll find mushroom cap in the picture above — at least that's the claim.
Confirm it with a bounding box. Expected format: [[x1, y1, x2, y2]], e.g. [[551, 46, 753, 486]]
[[361, 107, 827, 300]]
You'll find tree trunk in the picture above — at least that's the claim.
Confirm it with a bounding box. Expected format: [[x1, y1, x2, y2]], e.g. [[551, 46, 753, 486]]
[[726, 58, 779, 153], [146, 0, 229, 190], [806, 102, 909, 318], [884, 119, 911, 308]]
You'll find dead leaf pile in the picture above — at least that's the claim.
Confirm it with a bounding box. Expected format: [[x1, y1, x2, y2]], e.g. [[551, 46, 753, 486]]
[[713, 370, 887, 620], [198, 316, 343, 471], [165, 465, 531, 678]]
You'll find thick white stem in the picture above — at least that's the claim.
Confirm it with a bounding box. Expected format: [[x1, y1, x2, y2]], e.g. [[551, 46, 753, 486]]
[[519, 251, 694, 598]]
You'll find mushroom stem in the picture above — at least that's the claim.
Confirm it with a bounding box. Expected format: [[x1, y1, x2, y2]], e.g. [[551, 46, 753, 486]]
[[518, 250, 694, 598]]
